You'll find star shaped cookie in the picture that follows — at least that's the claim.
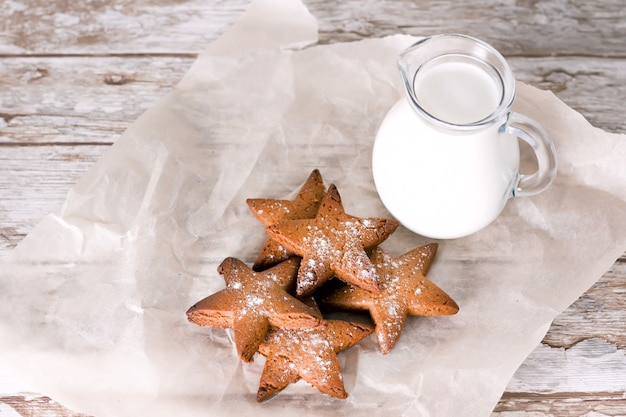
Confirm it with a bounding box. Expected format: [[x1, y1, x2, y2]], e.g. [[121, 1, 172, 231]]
[[266, 184, 400, 297], [319, 244, 459, 354], [186, 257, 323, 362], [247, 169, 326, 271], [256, 319, 374, 401]]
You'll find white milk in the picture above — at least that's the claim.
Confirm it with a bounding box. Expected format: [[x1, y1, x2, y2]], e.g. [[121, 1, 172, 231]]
[[413, 60, 501, 124], [372, 59, 520, 239]]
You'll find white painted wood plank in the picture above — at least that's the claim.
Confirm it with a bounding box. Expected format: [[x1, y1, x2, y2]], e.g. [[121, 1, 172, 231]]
[[1, 0, 625, 57], [542, 262, 626, 350], [0, 56, 194, 144], [510, 57, 626, 134], [0, 0, 245, 55], [0, 145, 107, 251], [310, 0, 626, 57]]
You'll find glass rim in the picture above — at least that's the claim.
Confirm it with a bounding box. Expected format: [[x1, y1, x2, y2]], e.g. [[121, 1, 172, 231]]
[[398, 34, 517, 131]]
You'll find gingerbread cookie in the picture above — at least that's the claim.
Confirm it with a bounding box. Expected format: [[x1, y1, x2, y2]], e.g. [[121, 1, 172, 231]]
[[186, 257, 323, 362], [319, 244, 459, 354], [247, 169, 326, 270], [266, 184, 400, 297], [186, 170, 461, 403], [256, 319, 374, 401]]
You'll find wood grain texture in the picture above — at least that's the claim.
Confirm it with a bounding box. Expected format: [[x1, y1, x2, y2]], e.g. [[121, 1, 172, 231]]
[[1, 56, 624, 148], [510, 57, 626, 134], [0, 395, 90, 417], [0, 56, 193, 145], [0, 145, 106, 250], [495, 262, 626, 416], [495, 392, 626, 416], [307, 0, 626, 57], [0, 0, 243, 55], [541, 260, 626, 350], [2, 0, 625, 56], [0, 0, 625, 416]]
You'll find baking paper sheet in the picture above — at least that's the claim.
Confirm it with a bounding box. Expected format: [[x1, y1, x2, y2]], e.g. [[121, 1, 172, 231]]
[[1, 0, 626, 416]]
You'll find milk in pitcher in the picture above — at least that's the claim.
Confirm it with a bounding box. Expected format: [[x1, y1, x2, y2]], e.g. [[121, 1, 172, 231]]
[[372, 54, 520, 238], [413, 58, 501, 125]]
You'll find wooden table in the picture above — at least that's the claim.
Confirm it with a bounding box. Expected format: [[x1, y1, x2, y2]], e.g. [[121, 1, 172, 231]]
[[1, 1, 624, 415]]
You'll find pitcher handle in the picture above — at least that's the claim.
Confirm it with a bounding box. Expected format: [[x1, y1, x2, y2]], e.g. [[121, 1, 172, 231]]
[[505, 112, 558, 197]]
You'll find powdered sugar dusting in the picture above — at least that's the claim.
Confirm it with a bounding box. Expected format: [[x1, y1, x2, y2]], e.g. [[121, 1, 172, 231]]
[[264, 326, 339, 387], [246, 294, 264, 307], [298, 216, 380, 291]]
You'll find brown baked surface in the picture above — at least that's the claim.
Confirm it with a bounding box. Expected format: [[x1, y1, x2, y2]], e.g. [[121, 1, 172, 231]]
[[186, 257, 323, 362], [247, 169, 326, 270], [319, 244, 459, 354], [266, 184, 400, 297], [257, 319, 374, 401]]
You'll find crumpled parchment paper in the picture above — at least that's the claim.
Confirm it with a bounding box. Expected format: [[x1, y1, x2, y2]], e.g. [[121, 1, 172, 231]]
[[1, 0, 626, 416]]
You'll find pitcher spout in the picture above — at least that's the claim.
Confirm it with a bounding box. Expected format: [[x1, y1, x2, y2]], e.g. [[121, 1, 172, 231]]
[[396, 37, 430, 106]]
